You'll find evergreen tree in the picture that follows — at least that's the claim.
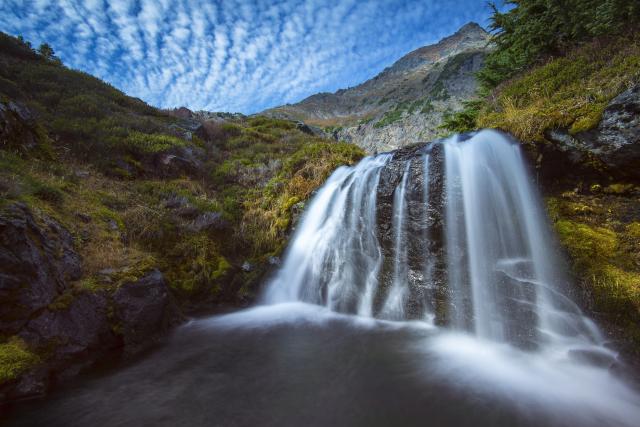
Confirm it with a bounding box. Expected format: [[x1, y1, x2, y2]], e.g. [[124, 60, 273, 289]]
[[37, 42, 55, 60], [478, 0, 640, 89]]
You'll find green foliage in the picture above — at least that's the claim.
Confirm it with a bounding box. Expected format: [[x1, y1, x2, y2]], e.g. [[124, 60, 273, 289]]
[[439, 100, 483, 133], [37, 43, 59, 63], [478, 37, 640, 142], [479, 0, 640, 89], [548, 194, 640, 346], [0, 30, 365, 310], [373, 109, 404, 128], [0, 337, 40, 383], [119, 132, 186, 155], [0, 32, 184, 170]]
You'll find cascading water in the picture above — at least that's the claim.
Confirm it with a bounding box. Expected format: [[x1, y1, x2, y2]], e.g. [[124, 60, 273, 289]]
[[10, 130, 639, 427], [264, 154, 391, 316], [264, 129, 602, 353]]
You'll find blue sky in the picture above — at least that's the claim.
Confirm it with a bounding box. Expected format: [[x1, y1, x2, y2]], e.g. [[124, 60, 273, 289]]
[[1, 1, 502, 114]]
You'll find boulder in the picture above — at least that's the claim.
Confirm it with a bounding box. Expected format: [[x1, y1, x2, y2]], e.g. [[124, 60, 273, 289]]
[[112, 269, 175, 350], [546, 84, 640, 181], [0, 203, 81, 336], [19, 291, 113, 360]]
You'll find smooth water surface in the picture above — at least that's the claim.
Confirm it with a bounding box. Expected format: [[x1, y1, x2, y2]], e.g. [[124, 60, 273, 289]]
[[4, 304, 639, 427]]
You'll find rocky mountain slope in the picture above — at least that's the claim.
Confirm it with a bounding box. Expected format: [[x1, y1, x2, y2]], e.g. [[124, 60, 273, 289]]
[[264, 22, 491, 152]]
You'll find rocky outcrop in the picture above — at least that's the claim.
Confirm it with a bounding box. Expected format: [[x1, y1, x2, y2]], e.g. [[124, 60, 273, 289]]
[[545, 84, 640, 181], [0, 101, 45, 152], [373, 141, 450, 321], [112, 270, 175, 351], [0, 202, 82, 336], [264, 23, 491, 153], [0, 203, 178, 402]]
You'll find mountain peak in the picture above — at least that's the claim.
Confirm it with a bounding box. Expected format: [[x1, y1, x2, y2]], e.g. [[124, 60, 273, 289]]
[[456, 22, 485, 35]]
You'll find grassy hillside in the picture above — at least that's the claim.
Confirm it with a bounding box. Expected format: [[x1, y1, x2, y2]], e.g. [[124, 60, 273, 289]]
[[0, 32, 364, 313]]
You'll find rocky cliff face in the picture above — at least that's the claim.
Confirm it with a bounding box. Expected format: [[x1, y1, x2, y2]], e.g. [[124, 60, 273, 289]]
[[264, 22, 491, 153], [0, 202, 178, 402]]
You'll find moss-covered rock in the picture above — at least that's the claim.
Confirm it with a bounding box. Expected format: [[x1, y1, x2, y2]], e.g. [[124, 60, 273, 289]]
[[547, 193, 640, 348], [0, 337, 39, 383]]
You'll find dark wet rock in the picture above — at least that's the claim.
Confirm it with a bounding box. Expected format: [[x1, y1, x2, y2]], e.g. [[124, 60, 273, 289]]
[[375, 143, 437, 319], [19, 291, 113, 360], [112, 269, 175, 351], [0, 202, 81, 336], [242, 262, 253, 272], [545, 84, 640, 181], [268, 256, 281, 266], [295, 121, 323, 136], [0, 202, 181, 403]]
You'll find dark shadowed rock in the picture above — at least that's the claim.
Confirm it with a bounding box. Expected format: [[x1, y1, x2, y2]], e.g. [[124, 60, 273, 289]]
[[546, 84, 640, 180], [0, 100, 41, 152], [0, 202, 82, 336], [112, 269, 175, 351], [19, 291, 113, 360]]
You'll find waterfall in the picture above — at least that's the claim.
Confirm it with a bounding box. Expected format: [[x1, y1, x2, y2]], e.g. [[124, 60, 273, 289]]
[[380, 161, 411, 320], [263, 154, 391, 315], [264, 129, 602, 352]]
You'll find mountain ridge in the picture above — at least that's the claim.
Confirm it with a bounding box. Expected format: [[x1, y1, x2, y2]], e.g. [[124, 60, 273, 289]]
[[263, 22, 491, 152]]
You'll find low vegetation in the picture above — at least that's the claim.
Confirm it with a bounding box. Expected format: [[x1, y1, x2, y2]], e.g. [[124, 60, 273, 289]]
[[0, 32, 364, 313], [548, 192, 640, 345], [0, 337, 40, 383]]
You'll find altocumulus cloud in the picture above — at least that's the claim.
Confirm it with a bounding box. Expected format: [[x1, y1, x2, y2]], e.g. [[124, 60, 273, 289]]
[[1, 0, 499, 113]]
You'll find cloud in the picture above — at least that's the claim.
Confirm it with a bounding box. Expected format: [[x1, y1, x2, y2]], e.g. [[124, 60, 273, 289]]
[[0, 0, 502, 114]]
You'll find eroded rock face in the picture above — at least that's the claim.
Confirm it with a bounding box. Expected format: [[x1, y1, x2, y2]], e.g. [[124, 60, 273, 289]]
[[586, 84, 640, 178], [0, 101, 42, 152], [19, 292, 114, 361], [546, 84, 640, 181], [113, 269, 174, 351], [0, 202, 81, 336], [0, 203, 178, 402], [373, 142, 448, 320]]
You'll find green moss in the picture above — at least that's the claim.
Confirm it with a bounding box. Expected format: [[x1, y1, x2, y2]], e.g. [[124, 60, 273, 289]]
[[78, 276, 101, 292], [604, 183, 635, 194], [627, 222, 640, 239], [478, 36, 640, 143], [119, 131, 186, 154], [547, 190, 640, 350], [95, 206, 124, 230], [373, 109, 404, 128], [0, 337, 40, 383], [48, 289, 76, 311], [111, 256, 158, 287], [553, 217, 640, 338]]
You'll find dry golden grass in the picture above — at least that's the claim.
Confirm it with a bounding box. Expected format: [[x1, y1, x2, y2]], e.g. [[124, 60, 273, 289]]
[[478, 37, 640, 143]]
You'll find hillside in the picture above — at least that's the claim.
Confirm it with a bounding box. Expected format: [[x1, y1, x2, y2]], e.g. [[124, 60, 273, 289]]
[[0, 32, 363, 400], [264, 22, 491, 152]]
